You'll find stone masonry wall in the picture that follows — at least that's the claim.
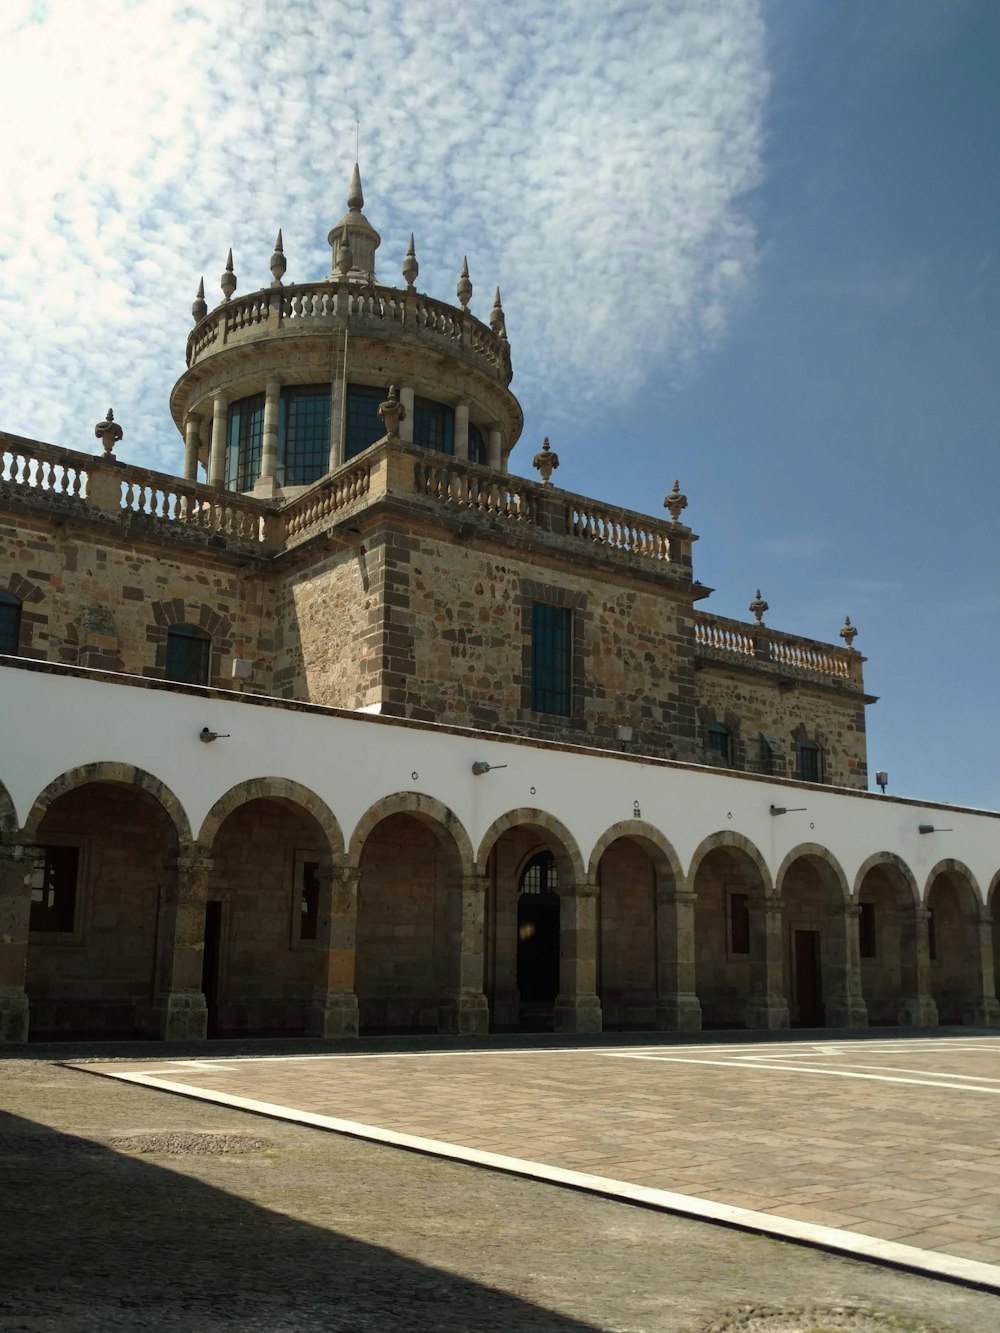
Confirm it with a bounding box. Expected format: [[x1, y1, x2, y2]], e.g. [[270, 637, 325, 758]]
[[597, 837, 658, 1027]]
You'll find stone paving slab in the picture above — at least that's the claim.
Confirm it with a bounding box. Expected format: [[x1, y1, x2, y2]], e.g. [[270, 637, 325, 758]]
[[77, 1034, 1000, 1290]]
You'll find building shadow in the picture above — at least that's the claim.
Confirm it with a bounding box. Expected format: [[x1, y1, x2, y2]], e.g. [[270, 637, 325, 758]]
[[0, 1107, 604, 1332]]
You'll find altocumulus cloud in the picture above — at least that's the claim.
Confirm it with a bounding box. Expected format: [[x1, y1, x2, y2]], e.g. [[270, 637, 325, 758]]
[[0, 0, 767, 472]]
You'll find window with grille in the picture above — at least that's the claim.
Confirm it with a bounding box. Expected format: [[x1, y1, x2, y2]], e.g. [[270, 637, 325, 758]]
[[519, 852, 558, 895], [0, 589, 21, 655], [468, 423, 487, 465], [300, 861, 319, 941], [165, 624, 211, 685], [29, 846, 79, 933], [707, 723, 734, 766], [345, 384, 385, 459], [797, 740, 823, 783], [225, 393, 265, 492], [859, 901, 877, 958], [413, 396, 455, 454], [531, 602, 572, 716], [281, 386, 331, 485]]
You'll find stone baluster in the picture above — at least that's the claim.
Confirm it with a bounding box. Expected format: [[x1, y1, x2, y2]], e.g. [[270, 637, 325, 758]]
[[256, 379, 281, 497], [0, 842, 41, 1043], [745, 896, 790, 1029], [965, 909, 1000, 1026], [307, 863, 360, 1038], [439, 873, 490, 1035], [655, 886, 702, 1031], [152, 852, 212, 1041], [553, 881, 603, 1033], [208, 393, 229, 490], [898, 905, 938, 1026], [824, 902, 868, 1028]]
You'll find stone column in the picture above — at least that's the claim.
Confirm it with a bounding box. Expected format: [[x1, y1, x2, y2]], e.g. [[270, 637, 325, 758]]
[[208, 393, 229, 490], [439, 873, 489, 1035], [965, 910, 1000, 1027], [152, 853, 212, 1041], [0, 843, 39, 1043], [399, 386, 415, 445], [655, 887, 701, 1031], [487, 427, 502, 470], [307, 863, 360, 1038], [254, 379, 281, 497], [553, 883, 603, 1033], [825, 903, 868, 1029], [898, 906, 938, 1026], [183, 414, 202, 482], [744, 897, 790, 1029], [454, 404, 470, 462]]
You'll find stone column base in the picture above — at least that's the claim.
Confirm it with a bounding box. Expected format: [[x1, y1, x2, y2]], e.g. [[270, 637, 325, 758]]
[[744, 996, 790, 1030], [553, 993, 603, 1034], [0, 988, 29, 1044], [307, 990, 359, 1039], [898, 995, 938, 1027], [153, 991, 208, 1042], [656, 993, 702, 1032], [439, 990, 489, 1036], [825, 998, 869, 1029], [964, 997, 1000, 1028]]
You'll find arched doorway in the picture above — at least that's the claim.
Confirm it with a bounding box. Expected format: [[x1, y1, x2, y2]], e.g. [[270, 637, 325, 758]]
[[926, 867, 987, 1025], [778, 850, 862, 1029], [854, 857, 927, 1025], [593, 835, 659, 1030], [516, 851, 560, 1026]]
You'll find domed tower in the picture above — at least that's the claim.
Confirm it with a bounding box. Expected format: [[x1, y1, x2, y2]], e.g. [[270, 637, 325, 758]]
[[170, 165, 523, 497]]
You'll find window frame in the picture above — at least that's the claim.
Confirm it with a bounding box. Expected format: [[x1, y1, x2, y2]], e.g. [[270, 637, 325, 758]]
[[530, 601, 573, 717], [165, 623, 212, 686], [28, 842, 85, 941], [280, 385, 332, 486], [706, 722, 734, 767], [0, 589, 21, 656], [727, 888, 751, 957], [344, 383, 386, 460], [797, 740, 824, 784], [225, 392, 265, 492], [412, 396, 455, 455], [858, 900, 877, 959], [467, 422, 487, 465]]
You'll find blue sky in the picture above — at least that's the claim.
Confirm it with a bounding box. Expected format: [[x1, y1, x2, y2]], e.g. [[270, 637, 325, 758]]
[[1, 0, 996, 808]]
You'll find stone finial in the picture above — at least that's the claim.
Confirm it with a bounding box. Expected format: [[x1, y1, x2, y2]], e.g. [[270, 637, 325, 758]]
[[839, 615, 858, 650], [336, 240, 353, 277], [402, 233, 418, 291], [489, 286, 507, 339], [749, 588, 768, 626], [220, 248, 236, 301], [347, 161, 364, 212], [663, 479, 688, 524], [533, 436, 559, 485], [270, 229, 286, 286], [456, 256, 473, 310], [377, 385, 406, 440], [191, 276, 207, 323], [94, 408, 123, 457]]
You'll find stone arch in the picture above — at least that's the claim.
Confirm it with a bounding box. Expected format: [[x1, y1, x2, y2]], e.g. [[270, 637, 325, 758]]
[[348, 791, 473, 873], [852, 851, 920, 909], [687, 830, 773, 896], [0, 780, 18, 837], [198, 777, 344, 860], [586, 820, 683, 886], [989, 872, 1000, 1015], [777, 843, 860, 1029], [22, 762, 191, 847], [922, 859, 983, 911], [477, 808, 585, 886], [988, 870, 1000, 916], [924, 858, 993, 1025], [776, 843, 850, 905]]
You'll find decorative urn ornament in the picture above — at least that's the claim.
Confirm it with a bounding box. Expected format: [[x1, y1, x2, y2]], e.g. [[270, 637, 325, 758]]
[[749, 588, 769, 626], [533, 437, 559, 485], [839, 615, 858, 650], [663, 479, 688, 523], [94, 408, 123, 457], [377, 385, 406, 440]]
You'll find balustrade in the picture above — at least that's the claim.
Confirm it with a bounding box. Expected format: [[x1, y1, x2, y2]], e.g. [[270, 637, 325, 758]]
[[695, 613, 853, 681], [284, 459, 373, 540], [1, 437, 87, 502]]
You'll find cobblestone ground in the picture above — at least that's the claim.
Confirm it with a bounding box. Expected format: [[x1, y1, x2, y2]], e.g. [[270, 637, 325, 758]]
[[1, 1052, 997, 1332]]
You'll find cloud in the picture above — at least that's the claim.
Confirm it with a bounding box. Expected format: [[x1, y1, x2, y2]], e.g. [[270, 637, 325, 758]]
[[0, 0, 767, 474]]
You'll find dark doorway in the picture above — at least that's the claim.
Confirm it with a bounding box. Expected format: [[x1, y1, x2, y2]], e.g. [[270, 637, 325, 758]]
[[201, 900, 222, 1038], [517, 852, 560, 1029], [794, 929, 824, 1027]]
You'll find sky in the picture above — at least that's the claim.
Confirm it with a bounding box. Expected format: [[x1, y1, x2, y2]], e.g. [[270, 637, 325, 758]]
[[0, 0, 997, 809]]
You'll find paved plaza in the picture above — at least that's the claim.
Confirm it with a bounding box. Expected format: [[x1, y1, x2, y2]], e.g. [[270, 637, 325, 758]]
[[79, 1033, 1000, 1293]]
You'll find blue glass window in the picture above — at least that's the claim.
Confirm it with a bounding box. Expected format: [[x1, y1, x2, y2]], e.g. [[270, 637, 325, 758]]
[[225, 394, 265, 492], [345, 385, 385, 460], [531, 602, 572, 716], [165, 624, 211, 685], [413, 397, 454, 455], [0, 589, 21, 655], [468, 423, 487, 465], [281, 387, 331, 486]]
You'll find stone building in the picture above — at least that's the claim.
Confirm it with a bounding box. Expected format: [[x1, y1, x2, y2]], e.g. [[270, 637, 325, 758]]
[[1, 166, 998, 1044]]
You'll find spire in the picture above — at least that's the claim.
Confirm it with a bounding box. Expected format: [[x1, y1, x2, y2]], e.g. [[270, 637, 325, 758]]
[[489, 286, 506, 338], [347, 162, 364, 212], [457, 256, 472, 310], [402, 233, 418, 291], [270, 229, 286, 286], [192, 276, 207, 323], [220, 248, 236, 301]]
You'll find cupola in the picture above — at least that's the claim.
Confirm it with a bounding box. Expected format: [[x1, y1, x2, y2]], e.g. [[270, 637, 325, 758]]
[[326, 163, 381, 282]]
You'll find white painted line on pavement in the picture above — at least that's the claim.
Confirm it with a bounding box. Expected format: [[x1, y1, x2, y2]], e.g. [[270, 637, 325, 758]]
[[606, 1052, 1000, 1093]]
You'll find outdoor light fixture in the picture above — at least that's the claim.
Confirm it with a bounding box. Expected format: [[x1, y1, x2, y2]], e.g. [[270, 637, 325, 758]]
[[770, 804, 807, 816], [918, 824, 952, 835], [471, 761, 508, 776], [199, 727, 230, 744], [875, 771, 888, 794]]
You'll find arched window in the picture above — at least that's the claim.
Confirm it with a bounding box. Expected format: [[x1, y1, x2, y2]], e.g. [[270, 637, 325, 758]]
[[706, 722, 734, 766], [468, 423, 487, 465], [0, 589, 21, 655], [165, 624, 211, 686], [519, 851, 558, 896], [797, 740, 823, 783]]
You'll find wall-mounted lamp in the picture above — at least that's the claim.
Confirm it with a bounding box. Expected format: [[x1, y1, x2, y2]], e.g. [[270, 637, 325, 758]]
[[918, 824, 952, 835], [875, 771, 888, 794], [199, 727, 230, 744], [770, 804, 807, 817], [471, 761, 508, 776]]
